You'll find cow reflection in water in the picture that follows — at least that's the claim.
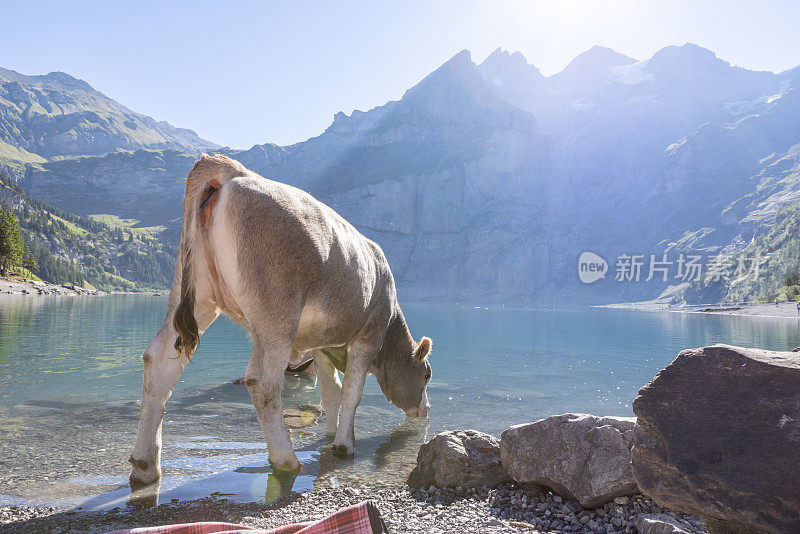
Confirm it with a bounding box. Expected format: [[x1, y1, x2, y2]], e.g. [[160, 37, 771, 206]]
[[127, 417, 429, 507]]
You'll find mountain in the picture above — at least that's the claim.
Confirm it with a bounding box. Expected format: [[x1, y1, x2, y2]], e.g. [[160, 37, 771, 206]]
[[0, 67, 216, 163], [0, 67, 210, 290], [548, 45, 636, 99], [476, 48, 556, 122], [232, 50, 550, 303], [2, 44, 800, 303]]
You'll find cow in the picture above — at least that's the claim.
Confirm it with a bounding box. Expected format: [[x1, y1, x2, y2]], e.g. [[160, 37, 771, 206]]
[[129, 155, 433, 487]]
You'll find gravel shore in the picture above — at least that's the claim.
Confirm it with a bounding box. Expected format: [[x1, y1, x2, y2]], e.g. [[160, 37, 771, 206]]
[[0, 276, 106, 296], [1, 481, 706, 533], [600, 300, 800, 319]]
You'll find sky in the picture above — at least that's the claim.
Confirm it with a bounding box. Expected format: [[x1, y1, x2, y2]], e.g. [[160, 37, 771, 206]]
[[3, 1, 799, 149]]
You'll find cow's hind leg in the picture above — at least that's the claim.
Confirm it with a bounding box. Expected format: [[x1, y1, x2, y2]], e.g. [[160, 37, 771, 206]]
[[312, 349, 342, 436], [245, 334, 301, 471]]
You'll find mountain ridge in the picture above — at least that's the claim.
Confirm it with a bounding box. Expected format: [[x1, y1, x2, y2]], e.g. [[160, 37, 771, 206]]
[[2, 44, 800, 303], [0, 66, 218, 161]]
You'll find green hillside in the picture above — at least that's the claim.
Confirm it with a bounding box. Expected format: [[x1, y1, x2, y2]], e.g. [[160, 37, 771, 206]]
[[0, 171, 176, 290], [689, 200, 800, 303]]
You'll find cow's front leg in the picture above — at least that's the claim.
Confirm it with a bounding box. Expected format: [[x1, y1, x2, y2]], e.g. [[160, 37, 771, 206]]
[[129, 349, 186, 487], [130, 304, 217, 487], [332, 348, 372, 456], [245, 338, 301, 472], [312, 349, 342, 436]]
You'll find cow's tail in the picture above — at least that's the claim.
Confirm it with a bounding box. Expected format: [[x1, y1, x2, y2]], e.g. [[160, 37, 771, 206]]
[[173, 183, 200, 360], [173, 237, 199, 359], [172, 154, 249, 360]]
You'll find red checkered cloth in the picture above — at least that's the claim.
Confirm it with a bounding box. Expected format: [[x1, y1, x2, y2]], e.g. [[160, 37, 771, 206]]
[[105, 500, 388, 534]]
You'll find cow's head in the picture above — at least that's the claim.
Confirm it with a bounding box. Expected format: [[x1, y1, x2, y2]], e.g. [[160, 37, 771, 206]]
[[373, 334, 433, 418]]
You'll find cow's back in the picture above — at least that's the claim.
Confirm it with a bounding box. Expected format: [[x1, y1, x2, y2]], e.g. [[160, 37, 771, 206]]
[[210, 175, 393, 346]]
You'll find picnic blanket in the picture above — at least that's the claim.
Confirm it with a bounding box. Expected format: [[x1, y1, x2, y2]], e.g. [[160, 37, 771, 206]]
[[106, 500, 388, 534]]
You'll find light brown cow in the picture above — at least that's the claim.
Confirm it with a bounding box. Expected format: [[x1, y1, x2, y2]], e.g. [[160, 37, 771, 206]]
[[129, 155, 432, 486]]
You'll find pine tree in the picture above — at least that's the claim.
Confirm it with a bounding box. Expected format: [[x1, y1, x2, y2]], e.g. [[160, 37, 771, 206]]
[[0, 200, 25, 276], [23, 248, 38, 276]]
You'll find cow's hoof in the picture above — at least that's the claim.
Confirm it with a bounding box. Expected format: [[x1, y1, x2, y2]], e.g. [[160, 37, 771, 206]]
[[332, 444, 353, 457], [129, 473, 159, 490], [269, 456, 302, 473], [129, 456, 160, 489]]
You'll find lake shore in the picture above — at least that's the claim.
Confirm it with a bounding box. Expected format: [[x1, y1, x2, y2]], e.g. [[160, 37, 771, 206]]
[[0, 276, 162, 297], [0, 276, 107, 296], [0, 481, 704, 534], [598, 300, 800, 319]]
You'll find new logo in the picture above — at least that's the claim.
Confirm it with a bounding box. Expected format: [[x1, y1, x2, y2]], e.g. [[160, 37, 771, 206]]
[[578, 252, 608, 284]]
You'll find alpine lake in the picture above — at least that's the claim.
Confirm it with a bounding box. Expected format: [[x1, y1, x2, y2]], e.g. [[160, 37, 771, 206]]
[[1, 294, 798, 510]]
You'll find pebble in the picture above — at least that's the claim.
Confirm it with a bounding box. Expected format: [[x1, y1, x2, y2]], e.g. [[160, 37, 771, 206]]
[[0, 482, 708, 534]]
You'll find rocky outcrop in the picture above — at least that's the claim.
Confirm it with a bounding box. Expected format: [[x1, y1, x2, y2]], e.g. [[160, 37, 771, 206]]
[[500, 413, 638, 508], [407, 430, 510, 489], [632, 344, 800, 534]]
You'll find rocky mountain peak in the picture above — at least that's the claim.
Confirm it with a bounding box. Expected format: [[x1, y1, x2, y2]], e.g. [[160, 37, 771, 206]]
[[40, 71, 97, 92], [0, 67, 95, 93], [403, 49, 477, 98], [4, 45, 800, 304], [401, 49, 518, 113], [639, 43, 779, 107], [645, 43, 726, 73], [558, 45, 636, 73], [479, 48, 545, 89], [548, 45, 636, 98]]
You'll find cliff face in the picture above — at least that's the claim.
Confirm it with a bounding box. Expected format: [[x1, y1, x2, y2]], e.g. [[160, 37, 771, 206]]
[[4, 46, 800, 303], [23, 149, 195, 226], [231, 51, 554, 303]]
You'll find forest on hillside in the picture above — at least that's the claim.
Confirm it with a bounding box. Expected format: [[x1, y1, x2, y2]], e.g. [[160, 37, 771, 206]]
[[0, 171, 177, 290]]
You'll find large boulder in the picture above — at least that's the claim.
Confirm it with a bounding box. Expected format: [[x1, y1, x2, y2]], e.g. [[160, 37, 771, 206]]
[[407, 430, 510, 489], [500, 413, 638, 507], [632, 344, 800, 534]]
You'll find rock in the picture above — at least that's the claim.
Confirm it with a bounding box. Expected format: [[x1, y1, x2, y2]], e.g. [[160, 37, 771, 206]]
[[407, 430, 510, 489], [500, 413, 638, 508], [635, 514, 690, 534], [632, 345, 800, 534], [282, 405, 322, 429]]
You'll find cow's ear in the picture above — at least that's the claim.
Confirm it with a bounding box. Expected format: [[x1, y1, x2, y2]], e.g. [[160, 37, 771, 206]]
[[414, 337, 432, 361]]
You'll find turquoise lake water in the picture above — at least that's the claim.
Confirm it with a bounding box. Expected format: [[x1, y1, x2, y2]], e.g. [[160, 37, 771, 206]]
[[1, 294, 799, 509]]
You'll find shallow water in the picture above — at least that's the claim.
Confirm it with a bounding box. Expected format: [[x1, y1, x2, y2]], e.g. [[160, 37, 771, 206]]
[[1, 295, 799, 509]]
